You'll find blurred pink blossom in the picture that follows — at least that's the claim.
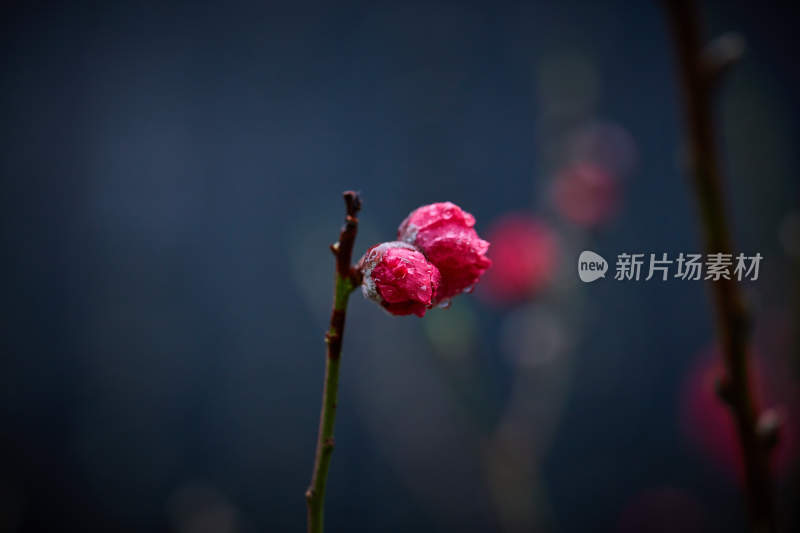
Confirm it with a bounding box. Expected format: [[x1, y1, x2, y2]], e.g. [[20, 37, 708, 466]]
[[680, 346, 799, 481], [479, 214, 559, 304], [551, 162, 621, 227], [566, 121, 637, 178]]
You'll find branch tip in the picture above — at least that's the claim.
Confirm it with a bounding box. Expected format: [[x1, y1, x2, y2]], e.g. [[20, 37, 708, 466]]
[[702, 32, 746, 86], [757, 409, 782, 449], [343, 190, 362, 217], [334, 191, 362, 278]]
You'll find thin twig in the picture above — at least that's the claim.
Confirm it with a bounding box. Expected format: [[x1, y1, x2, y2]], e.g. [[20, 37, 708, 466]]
[[662, 1, 776, 531], [305, 191, 362, 533]]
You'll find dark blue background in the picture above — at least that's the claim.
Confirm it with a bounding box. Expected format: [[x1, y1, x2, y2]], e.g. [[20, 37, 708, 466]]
[[2, 1, 798, 532]]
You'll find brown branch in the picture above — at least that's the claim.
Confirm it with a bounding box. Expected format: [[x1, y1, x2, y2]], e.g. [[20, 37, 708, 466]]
[[335, 191, 362, 281], [662, 1, 776, 531], [306, 191, 362, 533]]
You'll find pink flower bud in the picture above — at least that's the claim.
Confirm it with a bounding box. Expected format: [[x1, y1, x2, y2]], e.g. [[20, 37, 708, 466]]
[[358, 241, 441, 317], [397, 202, 492, 304]]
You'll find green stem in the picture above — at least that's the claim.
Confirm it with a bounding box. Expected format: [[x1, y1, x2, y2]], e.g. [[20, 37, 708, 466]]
[[306, 192, 361, 533], [306, 276, 354, 533]]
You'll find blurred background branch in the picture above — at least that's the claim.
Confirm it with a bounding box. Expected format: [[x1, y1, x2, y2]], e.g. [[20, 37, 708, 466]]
[[662, 0, 775, 530]]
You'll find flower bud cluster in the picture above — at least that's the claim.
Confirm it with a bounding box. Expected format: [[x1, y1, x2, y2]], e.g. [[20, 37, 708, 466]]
[[358, 202, 491, 317]]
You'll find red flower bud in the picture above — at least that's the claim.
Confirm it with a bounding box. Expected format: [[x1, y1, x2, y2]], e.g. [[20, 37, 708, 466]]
[[358, 241, 441, 317], [398, 202, 492, 304]]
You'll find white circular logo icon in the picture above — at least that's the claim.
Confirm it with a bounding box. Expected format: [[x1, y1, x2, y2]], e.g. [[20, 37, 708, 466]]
[[578, 250, 608, 282]]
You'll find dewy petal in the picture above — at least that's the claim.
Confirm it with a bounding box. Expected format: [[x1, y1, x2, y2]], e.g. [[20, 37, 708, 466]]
[[358, 241, 442, 317], [398, 203, 491, 302]]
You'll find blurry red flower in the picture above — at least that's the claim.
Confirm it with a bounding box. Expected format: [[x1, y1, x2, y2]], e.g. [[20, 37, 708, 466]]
[[479, 214, 559, 304], [398, 202, 491, 304], [358, 241, 441, 317], [680, 346, 798, 481], [551, 162, 620, 227]]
